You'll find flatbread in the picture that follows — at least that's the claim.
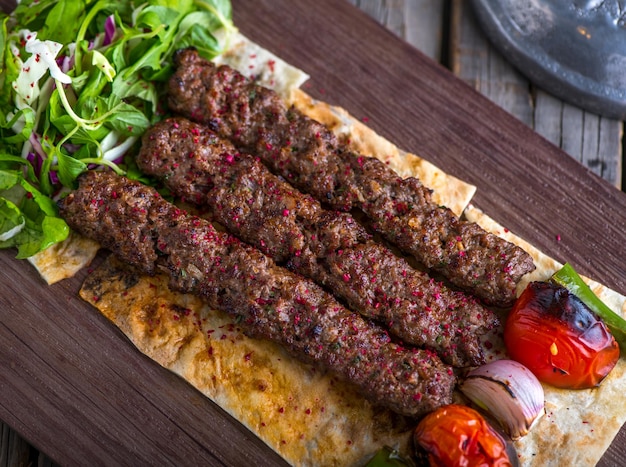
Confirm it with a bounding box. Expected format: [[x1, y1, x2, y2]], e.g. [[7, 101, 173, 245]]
[[464, 204, 626, 466], [34, 31, 626, 466], [28, 231, 100, 284], [213, 31, 310, 102], [80, 256, 414, 466]]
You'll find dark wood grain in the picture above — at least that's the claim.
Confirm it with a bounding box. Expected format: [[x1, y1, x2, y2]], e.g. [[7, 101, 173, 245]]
[[1, 0, 625, 465]]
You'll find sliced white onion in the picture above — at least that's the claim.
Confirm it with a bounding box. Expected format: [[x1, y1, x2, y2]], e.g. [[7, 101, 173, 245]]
[[459, 359, 545, 439], [12, 30, 71, 106], [0, 219, 25, 241]]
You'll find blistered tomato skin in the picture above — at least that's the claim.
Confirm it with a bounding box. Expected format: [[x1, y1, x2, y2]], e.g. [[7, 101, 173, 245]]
[[504, 282, 619, 389], [414, 404, 515, 466]]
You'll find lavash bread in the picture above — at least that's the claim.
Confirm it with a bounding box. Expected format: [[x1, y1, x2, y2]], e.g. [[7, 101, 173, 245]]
[[80, 256, 415, 466], [29, 31, 626, 466], [27, 231, 100, 284]]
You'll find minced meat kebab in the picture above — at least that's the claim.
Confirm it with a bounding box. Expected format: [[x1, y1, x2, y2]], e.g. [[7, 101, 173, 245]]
[[167, 48, 535, 307], [58, 170, 456, 417], [137, 117, 498, 367]]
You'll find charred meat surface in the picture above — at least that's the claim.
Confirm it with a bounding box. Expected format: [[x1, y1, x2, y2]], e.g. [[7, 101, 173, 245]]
[[137, 117, 498, 367], [167, 48, 535, 307], [58, 170, 456, 417]]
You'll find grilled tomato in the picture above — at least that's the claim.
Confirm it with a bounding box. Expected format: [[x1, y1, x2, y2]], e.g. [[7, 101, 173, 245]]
[[413, 404, 516, 466], [504, 281, 619, 389]]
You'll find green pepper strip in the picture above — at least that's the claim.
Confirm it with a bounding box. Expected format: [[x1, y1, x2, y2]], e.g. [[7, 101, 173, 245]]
[[365, 446, 413, 467], [551, 263, 626, 353]]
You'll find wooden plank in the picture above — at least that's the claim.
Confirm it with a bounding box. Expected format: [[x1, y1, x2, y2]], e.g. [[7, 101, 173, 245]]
[[0, 421, 58, 467], [1, 422, 31, 467], [450, 2, 533, 127], [348, 0, 445, 60], [535, 94, 623, 186], [0, 0, 624, 465], [450, 0, 623, 189]]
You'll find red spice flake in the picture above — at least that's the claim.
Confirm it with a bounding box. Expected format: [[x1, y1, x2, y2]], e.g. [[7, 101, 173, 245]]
[[362, 116, 369, 123], [342, 273, 351, 282], [282, 209, 290, 217], [556, 234, 562, 242], [267, 59, 276, 72], [305, 408, 311, 415], [278, 407, 285, 413], [244, 352, 253, 361]]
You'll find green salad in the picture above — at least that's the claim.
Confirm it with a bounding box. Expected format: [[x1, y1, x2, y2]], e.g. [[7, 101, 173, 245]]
[[0, 0, 234, 258]]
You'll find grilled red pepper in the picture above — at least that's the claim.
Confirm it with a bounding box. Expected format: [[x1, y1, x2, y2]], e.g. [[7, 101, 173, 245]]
[[504, 281, 619, 389]]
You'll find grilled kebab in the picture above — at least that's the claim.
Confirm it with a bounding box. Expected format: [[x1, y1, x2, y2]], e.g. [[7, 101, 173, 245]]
[[167, 48, 535, 307], [58, 170, 456, 417], [137, 117, 498, 367]]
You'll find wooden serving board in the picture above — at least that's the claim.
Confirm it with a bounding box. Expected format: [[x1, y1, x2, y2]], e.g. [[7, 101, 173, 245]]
[[1, 0, 625, 465]]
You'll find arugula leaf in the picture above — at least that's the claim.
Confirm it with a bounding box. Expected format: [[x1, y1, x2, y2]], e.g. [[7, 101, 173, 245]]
[[38, 0, 87, 44], [56, 152, 87, 187], [106, 100, 151, 136]]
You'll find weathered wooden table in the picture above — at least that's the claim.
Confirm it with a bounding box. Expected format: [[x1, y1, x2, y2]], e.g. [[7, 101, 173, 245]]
[[349, 0, 622, 190], [2, 1, 624, 465]]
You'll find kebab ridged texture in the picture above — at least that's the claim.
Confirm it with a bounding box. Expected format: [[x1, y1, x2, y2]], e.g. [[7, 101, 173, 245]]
[[167, 48, 535, 307], [58, 170, 456, 417], [137, 117, 498, 367]]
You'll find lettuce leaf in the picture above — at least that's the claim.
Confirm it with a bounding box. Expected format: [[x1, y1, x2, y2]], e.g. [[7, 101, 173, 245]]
[[0, 169, 69, 258]]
